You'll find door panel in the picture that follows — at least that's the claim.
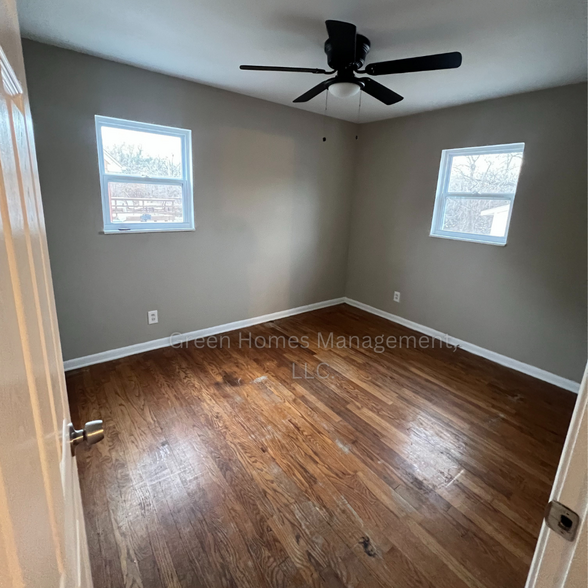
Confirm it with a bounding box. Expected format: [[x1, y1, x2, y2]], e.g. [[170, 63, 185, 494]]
[[0, 9, 92, 586]]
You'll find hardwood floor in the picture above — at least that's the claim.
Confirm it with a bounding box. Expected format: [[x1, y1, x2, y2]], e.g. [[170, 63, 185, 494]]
[[67, 304, 576, 588]]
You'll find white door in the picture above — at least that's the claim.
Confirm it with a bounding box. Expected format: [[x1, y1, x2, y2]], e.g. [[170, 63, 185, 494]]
[[0, 2, 93, 586], [526, 366, 587, 588]]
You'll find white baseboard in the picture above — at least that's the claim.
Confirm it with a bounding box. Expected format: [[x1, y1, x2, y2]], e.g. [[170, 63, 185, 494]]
[[63, 297, 345, 372], [63, 295, 581, 393], [343, 297, 580, 393]]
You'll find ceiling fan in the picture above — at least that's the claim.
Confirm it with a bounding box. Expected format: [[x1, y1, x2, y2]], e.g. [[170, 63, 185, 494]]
[[240, 20, 462, 105]]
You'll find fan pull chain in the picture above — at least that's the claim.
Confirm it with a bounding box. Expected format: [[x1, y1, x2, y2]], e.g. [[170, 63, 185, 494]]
[[355, 90, 362, 139], [322, 90, 329, 142]]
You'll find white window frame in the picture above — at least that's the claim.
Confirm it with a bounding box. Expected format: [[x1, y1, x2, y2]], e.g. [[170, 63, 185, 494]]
[[95, 115, 194, 233], [430, 142, 525, 246]]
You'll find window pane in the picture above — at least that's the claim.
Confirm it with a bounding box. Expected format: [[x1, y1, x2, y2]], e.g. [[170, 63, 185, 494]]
[[108, 182, 184, 223], [442, 198, 511, 237], [448, 151, 523, 194], [101, 126, 183, 178]]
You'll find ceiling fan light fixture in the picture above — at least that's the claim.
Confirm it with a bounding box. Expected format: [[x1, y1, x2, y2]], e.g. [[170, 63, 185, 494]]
[[328, 82, 360, 99]]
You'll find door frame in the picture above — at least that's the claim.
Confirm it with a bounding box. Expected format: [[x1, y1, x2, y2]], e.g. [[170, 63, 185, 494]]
[[526, 365, 587, 587]]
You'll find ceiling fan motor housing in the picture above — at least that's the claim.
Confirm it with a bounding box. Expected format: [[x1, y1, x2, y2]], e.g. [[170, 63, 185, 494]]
[[324, 34, 371, 72]]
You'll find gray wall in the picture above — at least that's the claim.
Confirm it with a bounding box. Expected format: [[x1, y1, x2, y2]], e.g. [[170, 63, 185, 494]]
[[22, 40, 357, 360], [23, 40, 587, 381], [347, 83, 587, 382]]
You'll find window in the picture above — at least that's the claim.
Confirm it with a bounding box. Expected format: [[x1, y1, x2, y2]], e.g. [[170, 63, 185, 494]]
[[430, 143, 524, 245], [95, 116, 193, 233]]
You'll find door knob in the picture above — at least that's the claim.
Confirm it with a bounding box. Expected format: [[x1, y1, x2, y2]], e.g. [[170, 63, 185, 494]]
[[69, 420, 104, 455]]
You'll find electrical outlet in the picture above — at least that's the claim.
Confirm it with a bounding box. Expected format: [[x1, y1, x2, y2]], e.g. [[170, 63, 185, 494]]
[[393, 291, 401, 303], [148, 310, 158, 325]]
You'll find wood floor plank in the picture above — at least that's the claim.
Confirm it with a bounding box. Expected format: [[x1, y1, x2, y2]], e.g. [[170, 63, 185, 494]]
[[68, 304, 575, 588]]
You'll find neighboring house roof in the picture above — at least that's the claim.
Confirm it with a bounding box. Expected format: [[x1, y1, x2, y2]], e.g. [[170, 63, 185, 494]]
[[103, 150, 123, 173], [480, 204, 510, 216]]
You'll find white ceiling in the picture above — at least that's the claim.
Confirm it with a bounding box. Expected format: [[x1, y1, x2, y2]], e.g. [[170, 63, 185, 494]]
[[17, 0, 587, 123]]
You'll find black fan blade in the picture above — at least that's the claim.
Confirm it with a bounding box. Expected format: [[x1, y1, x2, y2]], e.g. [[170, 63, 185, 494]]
[[293, 80, 333, 103], [240, 65, 329, 74], [325, 20, 356, 68], [365, 52, 462, 76], [359, 78, 404, 105]]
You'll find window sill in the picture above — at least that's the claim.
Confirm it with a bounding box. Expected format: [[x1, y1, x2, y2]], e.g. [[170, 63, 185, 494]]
[[101, 228, 196, 235], [429, 233, 507, 246]]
